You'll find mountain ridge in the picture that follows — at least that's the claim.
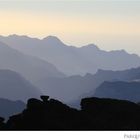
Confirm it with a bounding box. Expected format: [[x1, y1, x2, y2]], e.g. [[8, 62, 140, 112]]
[[94, 81, 140, 103], [35, 66, 140, 105], [0, 34, 138, 54], [0, 98, 25, 119], [0, 41, 65, 84], [0, 34, 140, 76], [0, 69, 41, 101]]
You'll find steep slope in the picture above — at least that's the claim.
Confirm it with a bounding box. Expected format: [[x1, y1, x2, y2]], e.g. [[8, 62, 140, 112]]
[[0, 69, 41, 101], [0, 35, 140, 75], [0, 41, 65, 85], [94, 81, 140, 102], [36, 74, 95, 102], [0, 98, 25, 119]]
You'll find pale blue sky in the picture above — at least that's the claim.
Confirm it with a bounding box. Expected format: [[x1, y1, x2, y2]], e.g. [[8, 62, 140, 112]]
[[0, 0, 140, 54]]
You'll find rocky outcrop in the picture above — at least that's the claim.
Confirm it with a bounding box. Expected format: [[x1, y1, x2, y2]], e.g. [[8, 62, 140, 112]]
[[0, 96, 140, 130]]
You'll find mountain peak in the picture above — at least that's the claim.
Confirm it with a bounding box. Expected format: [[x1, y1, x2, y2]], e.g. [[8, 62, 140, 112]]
[[81, 44, 100, 51], [42, 36, 65, 46], [43, 35, 60, 41]]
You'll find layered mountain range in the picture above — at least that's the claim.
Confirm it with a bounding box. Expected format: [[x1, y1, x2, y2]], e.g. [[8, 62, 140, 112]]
[[94, 81, 140, 102], [0, 35, 140, 76], [0, 40, 65, 84], [35, 67, 140, 104], [0, 69, 41, 101], [0, 35, 140, 109]]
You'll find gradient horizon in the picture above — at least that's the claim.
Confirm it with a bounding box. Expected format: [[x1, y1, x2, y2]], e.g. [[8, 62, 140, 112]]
[[0, 0, 140, 54]]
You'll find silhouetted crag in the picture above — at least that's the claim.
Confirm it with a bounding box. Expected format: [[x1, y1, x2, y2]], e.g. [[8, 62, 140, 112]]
[[1, 96, 140, 130], [81, 98, 140, 130]]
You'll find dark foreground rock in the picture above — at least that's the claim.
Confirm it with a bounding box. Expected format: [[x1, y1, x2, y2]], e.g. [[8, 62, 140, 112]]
[[1, 96, 140, 130]]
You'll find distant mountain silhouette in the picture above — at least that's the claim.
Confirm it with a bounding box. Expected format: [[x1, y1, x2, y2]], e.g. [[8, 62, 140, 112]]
[[35, 67, 140, 105], [0, 96, 139, 130], [93, 67, 140, 82], [0, 69, 41, 101], [0, 98, 25, 119], [0, 35, 140, 75], [36, 74, 97, 103], [0, 41, 65, 86], [94, 81, 140, 102]]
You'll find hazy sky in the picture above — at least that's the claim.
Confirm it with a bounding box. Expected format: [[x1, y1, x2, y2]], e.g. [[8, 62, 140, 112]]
[[0, 0, 140, 54]]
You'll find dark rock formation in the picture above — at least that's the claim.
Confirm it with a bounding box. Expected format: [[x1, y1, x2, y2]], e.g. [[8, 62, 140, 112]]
[[0, 96, 140, 130], [81, 97, 140, 130], [0, 117, 5, 130], [40, 96, 49, 102]]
